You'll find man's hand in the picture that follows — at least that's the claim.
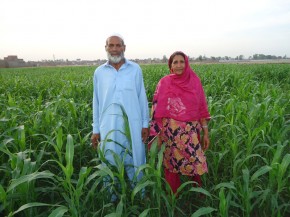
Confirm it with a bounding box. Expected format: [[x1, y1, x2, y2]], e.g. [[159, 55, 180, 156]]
[[91, 133, 100, 149], [141, 128, 149, 143]]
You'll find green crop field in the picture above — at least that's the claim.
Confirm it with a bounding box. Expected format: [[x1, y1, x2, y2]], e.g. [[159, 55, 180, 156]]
[[0, 63, 289, 217]]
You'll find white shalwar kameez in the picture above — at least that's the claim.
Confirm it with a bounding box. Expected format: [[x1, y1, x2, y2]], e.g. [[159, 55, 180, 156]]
[[92, 59, 149, 181]]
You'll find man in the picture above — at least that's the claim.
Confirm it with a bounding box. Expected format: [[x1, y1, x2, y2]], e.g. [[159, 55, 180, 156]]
[[91, 34, 149, 182]]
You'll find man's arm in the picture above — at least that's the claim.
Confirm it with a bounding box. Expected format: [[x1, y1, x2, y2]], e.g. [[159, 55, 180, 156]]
[[92, 71, 100, 147]]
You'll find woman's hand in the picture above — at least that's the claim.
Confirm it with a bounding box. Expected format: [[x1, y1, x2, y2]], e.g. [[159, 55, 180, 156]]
[[202, 134, 210, 151], [200, 118, 210, 151]]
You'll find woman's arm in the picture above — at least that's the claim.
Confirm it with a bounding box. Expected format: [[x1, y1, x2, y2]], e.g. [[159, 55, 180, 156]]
[[200, 118, 210, 150]]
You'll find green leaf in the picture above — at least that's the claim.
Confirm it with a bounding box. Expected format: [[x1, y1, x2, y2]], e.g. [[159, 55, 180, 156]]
[[139, 208, 155, 217], [48, 206, 68, 217], [157, 144, 165, 172], [131, 180, 155, 202], [278, 153, 290, 178], [96, 164, 115, 180], [251, 165, 272, 182], [13, 202, 52, 215], [65, 134, 74, 178], [214, 181, 236, 190], [116, 199, 124, 216], [56, 127, 63, 153], [105, 213, 121, 217], [188, 187, 212, 198], [75, 167, 91, 200], [0, 184, 6, 202], [7, 171, 54, 192], [18, 125, 26, 151], [271, 143, 283, 166], [191, 207, 216, 217], [68, 100, 77, 118]]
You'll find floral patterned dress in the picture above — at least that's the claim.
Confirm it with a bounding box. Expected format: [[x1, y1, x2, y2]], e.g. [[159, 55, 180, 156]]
[[149, 116, 208, 176]]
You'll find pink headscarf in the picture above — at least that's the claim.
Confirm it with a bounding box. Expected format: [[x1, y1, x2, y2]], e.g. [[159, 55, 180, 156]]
[[153, 51, 210, 122]]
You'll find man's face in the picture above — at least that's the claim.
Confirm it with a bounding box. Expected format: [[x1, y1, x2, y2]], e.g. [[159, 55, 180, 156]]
[[105, 36, 126, 64]]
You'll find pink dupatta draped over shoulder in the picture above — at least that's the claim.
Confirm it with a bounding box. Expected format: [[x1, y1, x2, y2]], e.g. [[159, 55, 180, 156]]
[[153, 51, 210, 122]]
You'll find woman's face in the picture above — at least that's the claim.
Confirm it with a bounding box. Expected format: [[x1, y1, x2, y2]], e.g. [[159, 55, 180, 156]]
[[171, 55, 185, 75]]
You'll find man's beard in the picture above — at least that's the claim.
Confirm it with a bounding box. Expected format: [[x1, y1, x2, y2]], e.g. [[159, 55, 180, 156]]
[[107, 52, 125, 64]]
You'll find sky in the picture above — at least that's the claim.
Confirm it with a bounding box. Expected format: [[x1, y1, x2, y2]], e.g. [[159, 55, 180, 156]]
[[1, 0, 290, 61]]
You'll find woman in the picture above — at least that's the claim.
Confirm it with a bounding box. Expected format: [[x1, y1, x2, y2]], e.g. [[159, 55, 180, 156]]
[[149, 51, 210, 194]]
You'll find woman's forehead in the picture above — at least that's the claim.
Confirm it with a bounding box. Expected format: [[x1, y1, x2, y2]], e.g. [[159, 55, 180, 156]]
[[173, 55, 185, 61]]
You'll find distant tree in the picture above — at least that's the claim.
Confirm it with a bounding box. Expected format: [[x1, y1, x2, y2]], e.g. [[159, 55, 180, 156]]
[[266, 55, 272, 59], [198, 55, 203, 61], [162, 55, 167, 63], [189, 57, 195, 61], [225, 56, 229, 60], [251, 54, 286, 60], [253, 54, 266, 60], [239, 55, 244, 60]]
